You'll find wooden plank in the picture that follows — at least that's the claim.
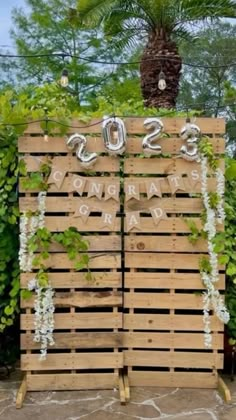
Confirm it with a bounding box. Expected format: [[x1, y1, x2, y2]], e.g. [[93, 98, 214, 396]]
[[21, 272, 122, 289], [125, 197, 204, 214], [26, 373, 118, 391], [20, 196, 120, 214], [126, 137, 224, 154], [21, 332, 122, 350], [124, 157, 225, 174], [124, 350, 223, 369], [123, 374, 130, 402], [124, 217, 223, 233], [19, 136, 224, 155], [124, 273, 225, 290], [21, 290, 122, 309], [125, 253, 224, 270], [21, 155, 120, 172], [23, 118, 225, 135], [22, 353, 123, 371], [127, 371, 218, 388], [34, 216, 121, 232], [124, 314, 224, 332], [125, 236, 208, 253], [122, 332, 223, 350], [29, 252, 121, 269], [124, 292, 206, 310], [17, 234, 121, 253], [21, 313, 122, 330]]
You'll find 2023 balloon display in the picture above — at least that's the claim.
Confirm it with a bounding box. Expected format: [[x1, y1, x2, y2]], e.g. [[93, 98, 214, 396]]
[[66, 117, 201, 167]]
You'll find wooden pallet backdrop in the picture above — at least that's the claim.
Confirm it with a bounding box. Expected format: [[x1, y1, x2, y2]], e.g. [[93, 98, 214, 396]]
[[123, 118, 225, 389], [18, 117, 225, 395], [19, 122, 123, 392]]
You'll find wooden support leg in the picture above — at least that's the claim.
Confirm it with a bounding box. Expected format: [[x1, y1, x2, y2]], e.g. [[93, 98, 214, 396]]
[[218, 375, 231, 403], [16, 375, 27, 409], [123, 372, 130, 402], [119, 372, 126, 404]]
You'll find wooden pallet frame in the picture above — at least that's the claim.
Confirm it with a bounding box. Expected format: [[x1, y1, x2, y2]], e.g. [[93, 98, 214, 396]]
[[18, 118, 226, 405]]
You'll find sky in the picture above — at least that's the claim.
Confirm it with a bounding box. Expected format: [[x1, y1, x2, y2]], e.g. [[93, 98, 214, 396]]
[[0, 0, 26, 48]]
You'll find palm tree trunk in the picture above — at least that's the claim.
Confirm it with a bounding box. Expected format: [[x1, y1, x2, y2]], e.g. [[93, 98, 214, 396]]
[[140, 32, 182, 109]]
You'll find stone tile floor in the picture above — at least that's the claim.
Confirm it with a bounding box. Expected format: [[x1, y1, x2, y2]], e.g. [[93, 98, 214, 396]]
[[1, 370, 236, 419]]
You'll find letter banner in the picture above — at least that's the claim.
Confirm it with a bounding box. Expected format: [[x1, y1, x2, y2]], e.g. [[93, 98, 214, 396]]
[[87, 181, 104, 200], [104, 181, 120, 201], [167, 174, 186, 195], [187, 169, 201, 188], [126, 211, 142, 232], [47, 167, 67, 189], [145, 179, 162, 200], [150, 206, 168, 226], [73, 202, 91, 223], [101, 211, 116, 230], [68, 175, 86, 195], [125, 182, 140, 201]]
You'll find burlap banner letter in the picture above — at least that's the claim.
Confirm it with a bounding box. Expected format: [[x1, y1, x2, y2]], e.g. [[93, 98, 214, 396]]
[[88, 181, 104, 200], [145, 179, 162, 200], [188, 169, 201, 188], [47, 167, 66, 189], [104, 182, 120, 201], [101, 211, 116, 230], [150, 206, 168, 226], [68, 175, 86, 195], [126, 211, 142, 232], [167, 174, 186, 195], [125, 182, 140, 201], [73, 203, 91, 223]]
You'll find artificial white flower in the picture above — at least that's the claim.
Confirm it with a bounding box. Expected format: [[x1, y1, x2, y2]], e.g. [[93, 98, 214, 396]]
[[200, 156, 229, 349]]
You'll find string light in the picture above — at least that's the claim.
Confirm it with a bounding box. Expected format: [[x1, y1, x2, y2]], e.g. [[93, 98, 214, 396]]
[[60, 68, 69, 87], [1, 51, 236, 69], [158, 71, 167, 91]]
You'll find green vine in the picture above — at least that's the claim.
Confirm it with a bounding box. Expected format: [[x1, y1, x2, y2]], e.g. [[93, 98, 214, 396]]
[[23, 226, 92, 300], [21, 161, 51, 191]]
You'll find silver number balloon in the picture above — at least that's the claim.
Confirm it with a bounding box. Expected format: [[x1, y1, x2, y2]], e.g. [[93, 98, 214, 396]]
[[102, 116, 126, 155], [66, 133, 98, 169], [142, 118, 163, 156], [180, 122, 201, 162]]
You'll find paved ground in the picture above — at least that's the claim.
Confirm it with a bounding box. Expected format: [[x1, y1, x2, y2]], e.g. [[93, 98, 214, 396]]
[[1, 370, 236, 419]]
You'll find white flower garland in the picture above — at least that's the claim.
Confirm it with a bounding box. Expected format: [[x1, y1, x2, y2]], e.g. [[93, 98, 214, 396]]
[[30, 279, 55, 360], [19, 191, 55, 360], [200, 156, 229, 348]]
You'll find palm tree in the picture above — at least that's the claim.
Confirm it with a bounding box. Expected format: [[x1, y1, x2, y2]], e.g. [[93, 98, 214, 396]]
[[77, 0, 236, 109]]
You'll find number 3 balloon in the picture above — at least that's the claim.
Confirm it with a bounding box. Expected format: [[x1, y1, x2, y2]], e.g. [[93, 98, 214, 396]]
[[180, 121, 201, 161], [142, 118, 163, 156], [102, 116, 127, 155], [66, 133, 98, 169]]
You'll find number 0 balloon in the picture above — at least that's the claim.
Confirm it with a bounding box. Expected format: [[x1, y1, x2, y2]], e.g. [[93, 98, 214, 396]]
[[102, 117, 127, 155]]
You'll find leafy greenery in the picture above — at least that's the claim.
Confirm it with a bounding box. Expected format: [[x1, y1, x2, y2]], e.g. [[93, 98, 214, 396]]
[[26, 226, 91, 294], [225, 159, 236, 343]]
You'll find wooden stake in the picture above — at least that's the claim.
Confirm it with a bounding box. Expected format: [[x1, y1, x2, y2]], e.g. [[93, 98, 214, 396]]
[[123, 373, 130, 402], [16, 375, 27, 409], [218, 376, 231, 403], [119, 372, 126, 404]]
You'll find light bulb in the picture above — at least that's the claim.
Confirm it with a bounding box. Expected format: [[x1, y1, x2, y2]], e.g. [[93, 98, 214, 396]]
[[158, 71, 166, 91], [158, 78, 167, 91], [60, 69, 69, 87], [44, 133, 49, 142]]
